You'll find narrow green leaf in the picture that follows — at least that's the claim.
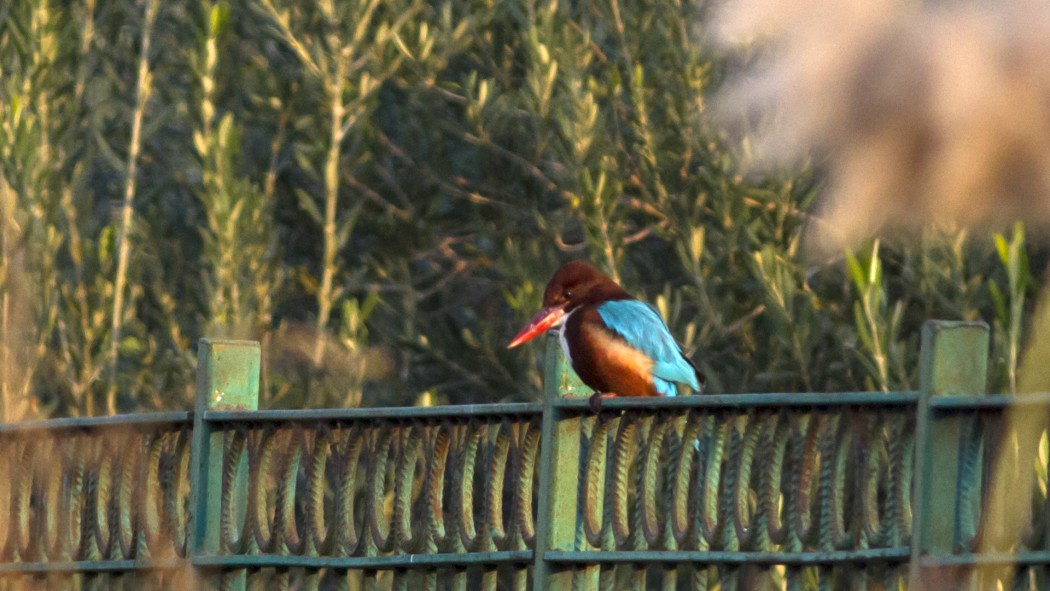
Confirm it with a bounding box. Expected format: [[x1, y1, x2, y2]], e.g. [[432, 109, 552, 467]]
[[294, 189, 323, 225]]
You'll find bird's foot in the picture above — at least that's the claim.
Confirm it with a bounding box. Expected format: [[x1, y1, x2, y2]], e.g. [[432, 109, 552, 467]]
[[588, 392, 618, 413]]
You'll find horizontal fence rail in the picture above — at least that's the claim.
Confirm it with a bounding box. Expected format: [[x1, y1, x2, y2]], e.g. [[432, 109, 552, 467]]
[[0, 321, 1047, 589]]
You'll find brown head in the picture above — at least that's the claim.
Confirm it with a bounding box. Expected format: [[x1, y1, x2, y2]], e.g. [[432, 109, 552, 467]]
[[508, 260, 629, 348]]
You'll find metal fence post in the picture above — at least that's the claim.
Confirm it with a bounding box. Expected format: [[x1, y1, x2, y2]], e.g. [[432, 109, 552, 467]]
[[188, 339, 261, 588], [532, 334, 593, 591], [910, 321, 989, 588]]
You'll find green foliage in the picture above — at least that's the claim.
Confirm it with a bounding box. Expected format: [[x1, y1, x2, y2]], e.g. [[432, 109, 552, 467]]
[[0, 0, 1037, 415], [990, 222, 1032, 394], [845, 241, 907, 392], [194, 1, 280, 343]]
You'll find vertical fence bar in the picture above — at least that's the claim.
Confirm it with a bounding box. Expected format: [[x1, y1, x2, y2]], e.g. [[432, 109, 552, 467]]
[[910, 321, 989, 589], [532, 334, 593, 591], [188, 339, 261, 589]]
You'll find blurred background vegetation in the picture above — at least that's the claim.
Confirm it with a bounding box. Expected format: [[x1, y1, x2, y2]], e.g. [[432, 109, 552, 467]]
[[0, 0, 1039, 418]]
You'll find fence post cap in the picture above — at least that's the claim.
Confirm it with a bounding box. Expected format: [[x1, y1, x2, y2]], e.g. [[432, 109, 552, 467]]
[[195, 338, 261, 411]]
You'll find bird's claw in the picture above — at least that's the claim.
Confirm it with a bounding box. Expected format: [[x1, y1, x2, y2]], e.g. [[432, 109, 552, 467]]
[[588, 392, 616, 413], [588, 393, 602, 413]]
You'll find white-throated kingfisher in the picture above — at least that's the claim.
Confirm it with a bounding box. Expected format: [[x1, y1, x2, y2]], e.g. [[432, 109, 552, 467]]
[[509, 260, 704, 410]]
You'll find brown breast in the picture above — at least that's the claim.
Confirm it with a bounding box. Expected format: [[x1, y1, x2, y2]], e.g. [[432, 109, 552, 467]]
[[565, 308, 659, 397]]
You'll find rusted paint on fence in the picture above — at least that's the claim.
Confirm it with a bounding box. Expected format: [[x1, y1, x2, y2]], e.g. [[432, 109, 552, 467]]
[[0, 321, 1048, 589]]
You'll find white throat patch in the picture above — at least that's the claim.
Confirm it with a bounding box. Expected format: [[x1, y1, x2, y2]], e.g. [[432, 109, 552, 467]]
[[555, 308, 575, 365]]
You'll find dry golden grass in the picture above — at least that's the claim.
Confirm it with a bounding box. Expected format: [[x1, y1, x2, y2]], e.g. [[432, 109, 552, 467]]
[[714, 0, 1050, 251], [714, 2, 1050, 586]]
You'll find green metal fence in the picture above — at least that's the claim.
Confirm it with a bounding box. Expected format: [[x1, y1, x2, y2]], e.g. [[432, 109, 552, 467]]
[[0, 320, 1046, 589]]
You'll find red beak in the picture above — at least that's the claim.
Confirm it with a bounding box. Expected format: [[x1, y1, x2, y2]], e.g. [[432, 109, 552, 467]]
[[508, 306, 566, 348]]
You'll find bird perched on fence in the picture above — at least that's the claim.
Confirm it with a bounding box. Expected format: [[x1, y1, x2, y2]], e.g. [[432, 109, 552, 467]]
[[508, 260, 704, 411]]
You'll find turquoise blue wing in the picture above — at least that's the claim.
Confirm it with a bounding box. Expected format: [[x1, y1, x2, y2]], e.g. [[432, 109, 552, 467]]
[[595, 299, 700, 396]]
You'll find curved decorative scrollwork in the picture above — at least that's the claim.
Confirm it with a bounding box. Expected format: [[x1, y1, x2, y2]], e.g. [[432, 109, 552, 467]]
[[1, 394, 1049, 590], [566, 406, 917, 588], [0, 420, 193, 568], [572, 408, 915, 554], [215, 414, 543, 560]]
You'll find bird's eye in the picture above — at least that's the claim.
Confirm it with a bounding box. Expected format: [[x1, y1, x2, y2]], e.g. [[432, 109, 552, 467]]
[[564, 289, 573, 298]]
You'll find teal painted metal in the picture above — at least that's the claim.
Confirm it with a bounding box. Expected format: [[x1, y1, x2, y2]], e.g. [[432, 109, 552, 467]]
[[204, 402, 542, 421], [541, 348, 919, 589], [199, 411, 540, 576], [544, 548, 911, 565], [3, 321, 1050, 589], [532, 333, 592, 591], [553, 390, 919, 409], [910, 321, 989, 589], [192, 550, 533, 569], [188, 339, 261, 591]]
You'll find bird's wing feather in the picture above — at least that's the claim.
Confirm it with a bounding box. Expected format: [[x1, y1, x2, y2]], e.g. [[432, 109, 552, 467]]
[[595, 300, 700, 394]]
